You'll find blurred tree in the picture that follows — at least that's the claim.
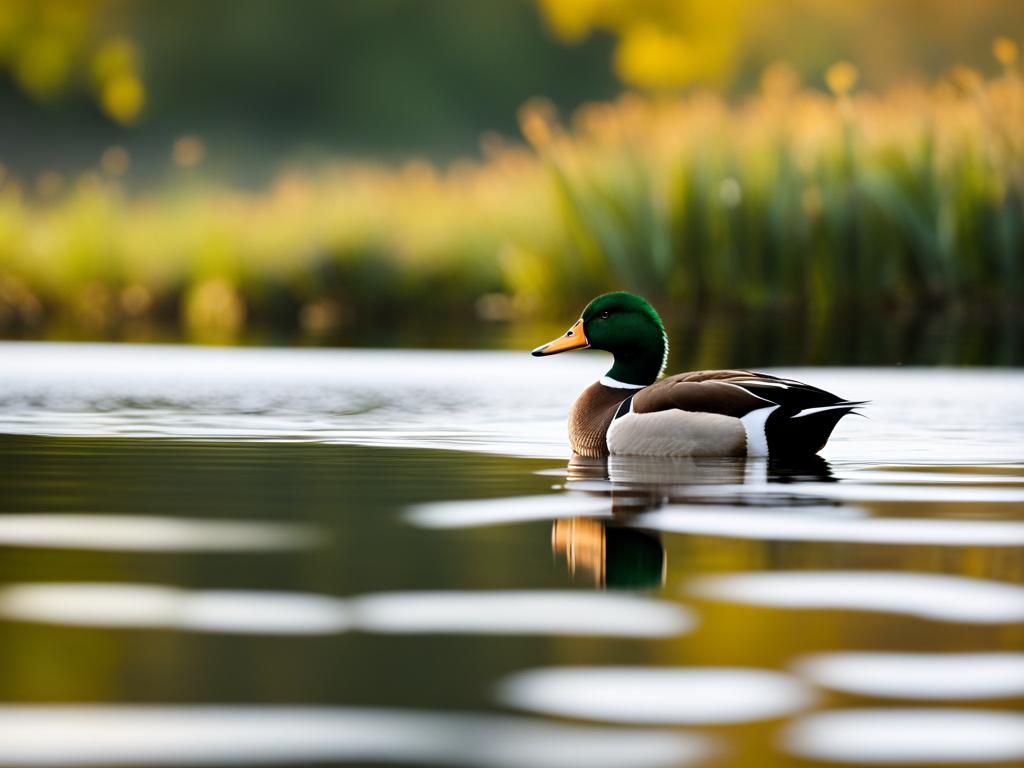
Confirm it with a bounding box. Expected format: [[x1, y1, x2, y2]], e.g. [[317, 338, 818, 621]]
[[537, 0, 743, 88], [536, 0, 1024, 91], [0, 0, 144, 124], [1, 0, 1022, 181], [0, 0, 620, 179]]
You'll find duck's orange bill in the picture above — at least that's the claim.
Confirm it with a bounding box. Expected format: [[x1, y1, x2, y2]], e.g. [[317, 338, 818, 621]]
[[531, 318, 589, 356]]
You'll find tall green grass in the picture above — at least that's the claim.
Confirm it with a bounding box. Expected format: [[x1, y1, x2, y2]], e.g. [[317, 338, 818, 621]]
[[0, 61, 1020, 341], [518, 69, 1022, 320]]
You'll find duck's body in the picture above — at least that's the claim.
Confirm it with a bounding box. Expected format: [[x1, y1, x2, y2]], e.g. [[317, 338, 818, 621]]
[[567, 369, 859, 458], [534, 293, 862, 458]]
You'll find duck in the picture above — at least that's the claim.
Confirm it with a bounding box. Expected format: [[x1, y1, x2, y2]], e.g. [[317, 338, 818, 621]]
[[532, 292, 863, 458]]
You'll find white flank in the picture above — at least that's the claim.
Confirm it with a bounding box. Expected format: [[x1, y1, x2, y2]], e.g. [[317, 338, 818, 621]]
[[740, 405, 778, 457], [599, 376, 646, 390], [607, 409, 745, 457]]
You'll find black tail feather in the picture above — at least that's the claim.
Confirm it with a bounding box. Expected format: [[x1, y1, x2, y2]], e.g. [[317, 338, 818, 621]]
[[766, 402, 864, 456]]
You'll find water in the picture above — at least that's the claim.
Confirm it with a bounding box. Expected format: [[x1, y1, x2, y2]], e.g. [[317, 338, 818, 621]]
[[1, 342, 1022, 768]]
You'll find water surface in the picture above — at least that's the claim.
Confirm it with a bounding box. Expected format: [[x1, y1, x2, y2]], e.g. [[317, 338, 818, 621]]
[[1, 342, 1022, 768]]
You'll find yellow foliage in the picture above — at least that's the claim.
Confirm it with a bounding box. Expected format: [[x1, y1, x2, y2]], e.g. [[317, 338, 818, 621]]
[[825, 61, 858, 96], [993, 36, 1018, 67], [538, 0, 744, 89], [13, 33, 74, 99], [760, 61, 801, 98], [535, 0, 607, 44], [101, 71, 144, 124], [537, 2, 1024, 94], [950, 65, 982, 92], [90, 37, 137, 85], [614, 22, 734, 89], [0, 62, 1020, 333], [184, 278, 246, 340], [119, 283, 151, 316], [518, 99, 558, 149], [0, 1, 144, 123]]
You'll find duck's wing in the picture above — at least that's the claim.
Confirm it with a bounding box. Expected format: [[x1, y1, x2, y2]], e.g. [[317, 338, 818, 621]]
[[635, 370, 860, 414], [632, 370, 865, 455]]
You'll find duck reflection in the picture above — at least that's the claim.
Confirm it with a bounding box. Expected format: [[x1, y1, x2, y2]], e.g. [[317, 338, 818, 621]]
[[553, 454, 836, 588], [569, 454, 835, 497], [552, 518, 666, 589]]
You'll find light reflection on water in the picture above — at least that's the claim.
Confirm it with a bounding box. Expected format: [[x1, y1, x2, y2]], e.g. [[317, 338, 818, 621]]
[[687, 570, 1024, 624], [793, 652, 1024, 700], [0, 514, 319, 551], [0, 706, 711, 768], [782, 709, 1024, 765], [497, 667, 814, 725], [412, 494, 1024, 544], [0, 584, 352, 635], [0, 584, 691, 638], [0, 342, 1022, 767]]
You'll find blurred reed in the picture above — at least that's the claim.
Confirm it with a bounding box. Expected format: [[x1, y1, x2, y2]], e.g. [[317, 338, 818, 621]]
[[0, 52, 1020, 341], [519, 55, 1023, 320]]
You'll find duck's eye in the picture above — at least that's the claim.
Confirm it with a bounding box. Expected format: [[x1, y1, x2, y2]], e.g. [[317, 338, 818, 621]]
[[600, 310, 610, 319]]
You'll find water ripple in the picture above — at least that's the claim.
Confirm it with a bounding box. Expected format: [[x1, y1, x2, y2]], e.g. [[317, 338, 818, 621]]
[[783, 709, 1024, 764], [634, 507, 1024, 545], [688, 571, 1024, 623], [0, 705, 711, 768], [793, 652, 1024, 700], [0, 514, 318, 551], [0, 583, 693, 638], [498, 667, 813, 725]]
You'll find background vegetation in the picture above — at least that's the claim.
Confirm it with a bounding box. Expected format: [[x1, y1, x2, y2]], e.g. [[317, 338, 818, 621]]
[[0, 1, 1021, 363]]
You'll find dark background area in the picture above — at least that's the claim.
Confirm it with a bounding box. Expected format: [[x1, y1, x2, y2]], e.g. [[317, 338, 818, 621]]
[[1, 0, 620, 183], [3, 0, 1021, 182]]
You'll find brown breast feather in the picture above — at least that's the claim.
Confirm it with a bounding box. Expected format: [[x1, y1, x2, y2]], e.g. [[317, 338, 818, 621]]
[[568, 383, 632, 458]]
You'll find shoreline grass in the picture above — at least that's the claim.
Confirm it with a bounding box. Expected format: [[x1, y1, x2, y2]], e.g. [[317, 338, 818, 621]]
[[0, 59, 1021, 344]]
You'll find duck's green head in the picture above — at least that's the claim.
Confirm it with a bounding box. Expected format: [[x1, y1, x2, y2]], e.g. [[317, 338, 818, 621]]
[[531, 292, 668, 386]]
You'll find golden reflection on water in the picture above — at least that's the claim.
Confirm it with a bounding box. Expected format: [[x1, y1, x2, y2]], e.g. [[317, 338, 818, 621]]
[[552, 518, 666, 589]]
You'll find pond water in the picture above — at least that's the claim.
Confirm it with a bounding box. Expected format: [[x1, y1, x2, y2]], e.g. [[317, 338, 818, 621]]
[[0, 342, 1022, 768]]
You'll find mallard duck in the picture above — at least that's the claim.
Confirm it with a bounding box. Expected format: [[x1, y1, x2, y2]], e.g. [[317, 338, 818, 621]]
[[532, 292, 862, 458]]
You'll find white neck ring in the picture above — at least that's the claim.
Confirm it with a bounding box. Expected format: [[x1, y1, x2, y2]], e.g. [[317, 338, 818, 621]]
[[599, 376, 646, 390]]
